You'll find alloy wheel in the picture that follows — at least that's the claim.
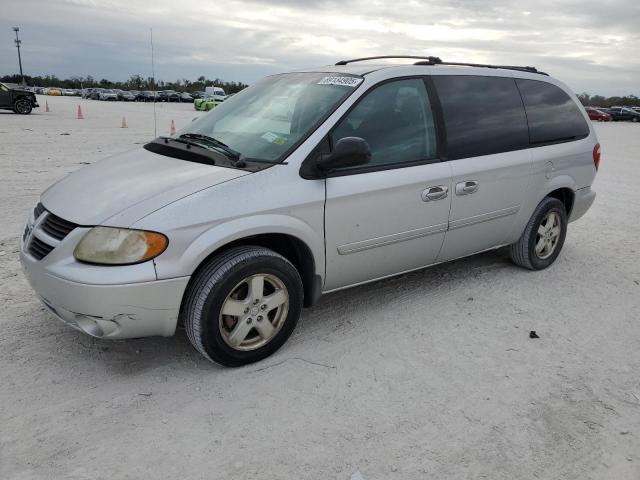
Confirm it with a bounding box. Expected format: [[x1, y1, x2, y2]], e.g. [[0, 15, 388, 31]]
[[218, 273, 289, 351], [15, 99, 31, 114], [535, 211, 561, 260]]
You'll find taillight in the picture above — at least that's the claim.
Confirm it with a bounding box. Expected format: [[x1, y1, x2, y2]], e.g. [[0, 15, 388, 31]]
[[593, 143, 601, 171]]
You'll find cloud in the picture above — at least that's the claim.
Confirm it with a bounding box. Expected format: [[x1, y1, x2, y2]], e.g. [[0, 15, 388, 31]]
[[1, 0, 638, 95]]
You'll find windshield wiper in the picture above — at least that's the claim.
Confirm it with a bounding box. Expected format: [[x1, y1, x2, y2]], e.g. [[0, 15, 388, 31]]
[[178, 133, 243, 163]]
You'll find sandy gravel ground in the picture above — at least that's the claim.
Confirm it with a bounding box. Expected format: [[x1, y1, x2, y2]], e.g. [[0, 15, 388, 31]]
[[1, 96, 639, 480]]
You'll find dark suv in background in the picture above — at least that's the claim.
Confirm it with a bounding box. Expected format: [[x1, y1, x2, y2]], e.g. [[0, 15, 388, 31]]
[[606, 107, 640, 122], [0, 82, 39, 114], [157, 90, 180, 102], [138, 91, 157, 102]]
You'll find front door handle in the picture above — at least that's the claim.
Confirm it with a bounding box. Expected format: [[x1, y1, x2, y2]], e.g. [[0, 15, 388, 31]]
[[421, 185, 448, 202], [455, 180, 479, 196]]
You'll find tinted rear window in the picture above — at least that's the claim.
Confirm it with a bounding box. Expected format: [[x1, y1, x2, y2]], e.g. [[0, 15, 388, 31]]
[[516, 79, 589, 144], [432, 76, 529, 160]]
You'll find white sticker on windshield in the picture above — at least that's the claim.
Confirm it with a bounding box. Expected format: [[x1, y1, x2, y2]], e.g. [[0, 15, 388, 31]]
[[261, 131, 286, 145], [317, 76, 363, 87]]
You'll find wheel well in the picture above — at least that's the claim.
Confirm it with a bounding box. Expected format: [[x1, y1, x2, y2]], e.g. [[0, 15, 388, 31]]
[[189, 234, 320, 308], [547, 188, 574, 217]]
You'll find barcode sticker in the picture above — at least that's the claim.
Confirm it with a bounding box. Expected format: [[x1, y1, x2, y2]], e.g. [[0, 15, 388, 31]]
[[317, 76, 363, 87]]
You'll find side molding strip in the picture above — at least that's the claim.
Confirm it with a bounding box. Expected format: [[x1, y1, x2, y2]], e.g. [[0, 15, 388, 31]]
[[449, 205, 520, 230], [337, 223, 448, 255]]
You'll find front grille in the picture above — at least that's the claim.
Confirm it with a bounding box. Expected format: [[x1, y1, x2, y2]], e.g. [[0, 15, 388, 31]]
[[28, 236, 55, 260], [24, 204, 79, 261], [34, 202, 46, 219], [41, 213, 78, 241]]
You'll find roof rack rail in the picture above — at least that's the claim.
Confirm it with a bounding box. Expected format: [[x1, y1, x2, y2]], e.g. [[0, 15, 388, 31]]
[[335, 55, 442, 66], [334, 55, 547, 75], [414, 60, 547, 75]]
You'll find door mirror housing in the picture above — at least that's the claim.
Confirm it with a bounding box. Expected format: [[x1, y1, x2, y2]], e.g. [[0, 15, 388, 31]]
[[316, 137, 371, 172]]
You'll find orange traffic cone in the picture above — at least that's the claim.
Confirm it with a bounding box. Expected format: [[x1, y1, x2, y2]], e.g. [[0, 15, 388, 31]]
[[121, 116, 128, 128], [45, 100, 50, 113], [170, 120, 176, 136], [77, 105, 84, 119]]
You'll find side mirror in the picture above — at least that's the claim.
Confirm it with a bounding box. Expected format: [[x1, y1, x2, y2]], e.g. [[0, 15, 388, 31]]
[[316, 137, 371, 172]]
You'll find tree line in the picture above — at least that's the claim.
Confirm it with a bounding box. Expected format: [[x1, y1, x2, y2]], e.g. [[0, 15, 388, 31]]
[[577, 93, 639, 108], [2, 73, 638, 107], [0, 73, 249, 94]]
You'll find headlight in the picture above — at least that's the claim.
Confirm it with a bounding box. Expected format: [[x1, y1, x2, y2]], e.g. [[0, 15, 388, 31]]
[[73, 227, 168, 265]]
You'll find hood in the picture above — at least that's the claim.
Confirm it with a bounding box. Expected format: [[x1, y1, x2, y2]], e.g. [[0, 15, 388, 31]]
[[11, 86, 34, 94], [41, 147, 249, 226]]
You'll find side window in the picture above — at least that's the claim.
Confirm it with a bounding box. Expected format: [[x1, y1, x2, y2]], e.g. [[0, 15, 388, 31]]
[[331, 79, 438, 169], [516, 79, 589, 144], [432, 75, 529, 160]]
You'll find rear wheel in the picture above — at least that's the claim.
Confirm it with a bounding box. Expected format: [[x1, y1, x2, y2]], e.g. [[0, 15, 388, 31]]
[[182, 246, 303, 366], [509, 197, 567, 270], [13, 98, 32, 114]]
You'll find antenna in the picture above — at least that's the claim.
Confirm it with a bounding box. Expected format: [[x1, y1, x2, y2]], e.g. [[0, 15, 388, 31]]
[[150, 28, 157, 137]]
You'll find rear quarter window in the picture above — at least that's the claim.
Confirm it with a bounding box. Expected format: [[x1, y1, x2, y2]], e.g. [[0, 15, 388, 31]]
[[516, 79, 589, 145], [432, 75, 529, 160]]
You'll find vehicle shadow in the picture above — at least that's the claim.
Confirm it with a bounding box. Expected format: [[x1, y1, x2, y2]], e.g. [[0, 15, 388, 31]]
[[0, 111, 43, 115], [32, 248, 515, 375]]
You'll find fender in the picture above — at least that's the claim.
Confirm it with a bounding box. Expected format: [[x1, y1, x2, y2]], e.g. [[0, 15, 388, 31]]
[[505, 174, 576, 244], [153, 214, 325, 281], [541, 174, 577, 195]]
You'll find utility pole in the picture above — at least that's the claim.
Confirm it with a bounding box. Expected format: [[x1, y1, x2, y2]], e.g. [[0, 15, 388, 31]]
[[13, 27, 25, 86]]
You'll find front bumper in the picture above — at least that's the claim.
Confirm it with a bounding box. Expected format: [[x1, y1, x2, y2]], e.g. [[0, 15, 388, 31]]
[[20, 223, 190, 339]]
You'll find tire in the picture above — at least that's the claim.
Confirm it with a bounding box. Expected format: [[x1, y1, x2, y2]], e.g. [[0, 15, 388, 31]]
[[13, 98, 32, 114], [509, 197, 567, 270], [632, 117, 639, 123], [181, 246, 303, 366]]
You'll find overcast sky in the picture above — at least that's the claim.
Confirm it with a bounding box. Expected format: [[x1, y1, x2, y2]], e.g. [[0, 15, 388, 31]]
[[2, 0, 638, 95]]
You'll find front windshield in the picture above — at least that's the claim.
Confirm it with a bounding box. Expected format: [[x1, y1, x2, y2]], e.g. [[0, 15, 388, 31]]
[[177, 72, 363, 162]]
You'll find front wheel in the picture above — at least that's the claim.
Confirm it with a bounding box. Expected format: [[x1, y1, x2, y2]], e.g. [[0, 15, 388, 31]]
[[13, 98, 33, 114], [182, 246, 303, 366], [509, 197, 567, 270]]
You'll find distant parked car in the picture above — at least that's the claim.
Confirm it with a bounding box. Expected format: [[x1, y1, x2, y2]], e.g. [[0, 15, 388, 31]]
[[46, 87, 62, 96], [0, 81, 39, 114], [179, 92, 194, 103], [585, 107, 611, 122], [98, 89, 118, 101], [138, 91, 157, 102], [62, 89, 75, 96], [88, 88, 105, 100], [606, 107, 640, 122], [119, 90, 136, 101], [158, 90, 180, 102], [194, 94, 224, 111]]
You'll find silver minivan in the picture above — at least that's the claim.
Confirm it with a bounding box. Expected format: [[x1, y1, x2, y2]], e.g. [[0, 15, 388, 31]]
[[20, 56, 599, 366]]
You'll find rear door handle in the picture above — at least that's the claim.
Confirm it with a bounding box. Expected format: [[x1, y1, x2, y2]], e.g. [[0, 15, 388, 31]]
[[455, 180, 479, 195], [421, 185, 448, 202]]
